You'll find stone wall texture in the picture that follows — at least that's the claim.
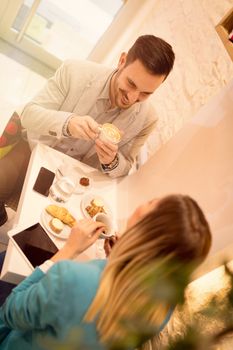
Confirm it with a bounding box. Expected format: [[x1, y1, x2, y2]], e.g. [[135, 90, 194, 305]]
[[143, 0, 233, 156]]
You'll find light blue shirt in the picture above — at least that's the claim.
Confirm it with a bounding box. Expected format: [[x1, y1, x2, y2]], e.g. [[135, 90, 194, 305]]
[[0, 259, 107, 350], [0, 258, 173, 349]]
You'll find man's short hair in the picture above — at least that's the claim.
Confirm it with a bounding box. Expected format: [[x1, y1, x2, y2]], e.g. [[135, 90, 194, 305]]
[[126, 35, 175, 79]]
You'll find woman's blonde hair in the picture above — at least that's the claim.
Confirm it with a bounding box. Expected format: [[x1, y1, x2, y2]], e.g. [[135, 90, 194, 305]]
[[85, 194, 212, 348]]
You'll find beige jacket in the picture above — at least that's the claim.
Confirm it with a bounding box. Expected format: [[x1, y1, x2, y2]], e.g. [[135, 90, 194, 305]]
[[21, 60, 156, 178]]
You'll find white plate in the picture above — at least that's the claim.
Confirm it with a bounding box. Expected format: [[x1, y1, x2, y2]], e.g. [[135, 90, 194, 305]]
[[40, 208, 72, 240], [80, 193, 112, 219]]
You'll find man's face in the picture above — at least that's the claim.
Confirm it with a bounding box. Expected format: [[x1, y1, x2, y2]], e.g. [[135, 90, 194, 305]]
[[110, 56, 166, 109]]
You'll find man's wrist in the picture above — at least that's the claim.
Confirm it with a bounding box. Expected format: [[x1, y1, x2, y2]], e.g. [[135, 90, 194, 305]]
[[101, 154, 119, 172], [62, 115, 73, 137]]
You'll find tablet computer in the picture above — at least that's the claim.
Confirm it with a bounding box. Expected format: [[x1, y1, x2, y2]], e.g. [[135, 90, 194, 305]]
[[9, 223, 59, 269]]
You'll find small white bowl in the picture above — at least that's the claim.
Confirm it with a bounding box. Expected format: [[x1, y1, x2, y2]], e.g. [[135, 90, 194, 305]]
[[93, 213, 114, 239]]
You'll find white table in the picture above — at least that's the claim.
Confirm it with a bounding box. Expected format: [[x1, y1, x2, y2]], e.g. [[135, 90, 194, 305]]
[[0, 144, 118, 284]]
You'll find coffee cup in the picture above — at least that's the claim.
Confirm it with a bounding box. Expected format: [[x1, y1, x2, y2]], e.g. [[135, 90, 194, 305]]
[[98, 123, 121, 144], [93, 213, 114, 238]]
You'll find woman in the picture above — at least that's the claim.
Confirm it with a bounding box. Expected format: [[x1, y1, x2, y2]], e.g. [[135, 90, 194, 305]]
[[0, 194, 211, 350]]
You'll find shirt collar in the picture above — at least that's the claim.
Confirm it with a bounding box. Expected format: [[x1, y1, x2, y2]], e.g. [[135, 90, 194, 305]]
[[97, 69, 117, 101]]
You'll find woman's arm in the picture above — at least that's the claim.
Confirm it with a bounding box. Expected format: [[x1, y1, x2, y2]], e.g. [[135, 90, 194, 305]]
[[0, 265, 61, 331], [0, 219, 105, 332]]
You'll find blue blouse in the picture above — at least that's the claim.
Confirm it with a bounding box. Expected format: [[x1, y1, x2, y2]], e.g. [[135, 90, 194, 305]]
[[0, 259, 107, 350]]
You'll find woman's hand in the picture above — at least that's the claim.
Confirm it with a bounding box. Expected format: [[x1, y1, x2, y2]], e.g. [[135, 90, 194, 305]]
[[104, 234, 119, 257], [66, 219, 106, 254], [51, 219, 106, 262]]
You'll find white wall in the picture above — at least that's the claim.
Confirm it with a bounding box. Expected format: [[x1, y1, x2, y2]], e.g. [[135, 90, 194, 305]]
[[117, 79, 233, 276]]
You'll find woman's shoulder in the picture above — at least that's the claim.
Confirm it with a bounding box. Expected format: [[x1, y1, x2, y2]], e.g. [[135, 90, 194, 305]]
[[52, 259, 107, 271], [45, 260, 107, 313], [49, 259, 107, 286]]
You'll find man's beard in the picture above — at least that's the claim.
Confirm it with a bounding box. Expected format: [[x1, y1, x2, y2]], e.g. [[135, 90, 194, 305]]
[[112, 70, 133, 109]]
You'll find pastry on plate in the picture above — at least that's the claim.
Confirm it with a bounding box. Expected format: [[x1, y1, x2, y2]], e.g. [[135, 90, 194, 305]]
[[85, 198, 106, 218], [49, 218, 64, 234], [62, 212, 76, 227], [46, 205, 67, 219], [46, 205, 76, 227]]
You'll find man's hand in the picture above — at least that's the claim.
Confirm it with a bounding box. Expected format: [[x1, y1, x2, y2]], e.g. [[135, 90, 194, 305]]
[[95, 138, 118, 165], [68, 115, 100, 140]]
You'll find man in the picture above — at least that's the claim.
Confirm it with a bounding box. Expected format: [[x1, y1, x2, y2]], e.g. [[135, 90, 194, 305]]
[[0, 35, 175, 225]]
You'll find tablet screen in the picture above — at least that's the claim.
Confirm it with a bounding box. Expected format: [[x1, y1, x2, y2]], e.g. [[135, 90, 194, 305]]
[[11, 223, 58, 268]]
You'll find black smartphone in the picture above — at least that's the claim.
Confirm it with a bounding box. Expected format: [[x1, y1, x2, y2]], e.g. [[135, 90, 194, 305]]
[[33, 167, 55, 197], [9, 223, 58, 269]]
